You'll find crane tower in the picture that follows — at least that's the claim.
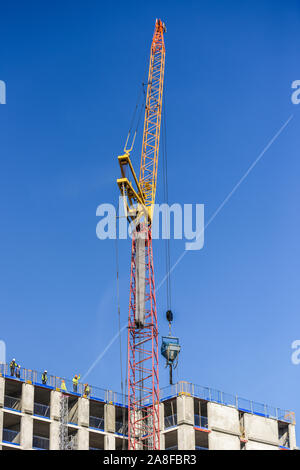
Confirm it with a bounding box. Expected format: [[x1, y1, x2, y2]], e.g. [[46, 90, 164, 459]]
[[116, 19, 166, 450]]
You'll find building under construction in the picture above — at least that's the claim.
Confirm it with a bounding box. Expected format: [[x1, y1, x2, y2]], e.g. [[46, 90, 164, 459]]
[[0, 364, 296, 450], [0, 19, 296, 453]]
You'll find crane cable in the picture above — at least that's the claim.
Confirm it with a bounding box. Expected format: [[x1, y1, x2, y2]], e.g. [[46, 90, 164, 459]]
[[123, 71, 148, 162], [115, 196, 128, 448], [161, 91, 172, 312]]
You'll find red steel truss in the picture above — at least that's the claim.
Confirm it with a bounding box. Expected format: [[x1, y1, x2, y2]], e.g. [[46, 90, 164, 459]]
[[127, 224, 160, 449]]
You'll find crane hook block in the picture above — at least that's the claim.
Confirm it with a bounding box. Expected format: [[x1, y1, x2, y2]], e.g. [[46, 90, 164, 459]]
[[166, 310, 173, 323]]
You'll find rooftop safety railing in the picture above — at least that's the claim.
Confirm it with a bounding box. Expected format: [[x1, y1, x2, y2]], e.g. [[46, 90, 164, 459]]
[[160, 381, 295, 424], [0, 363, 295, 424]]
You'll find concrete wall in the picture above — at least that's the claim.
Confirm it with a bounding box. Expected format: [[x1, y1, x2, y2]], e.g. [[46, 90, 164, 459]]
[[208, 402, 240, 436], [77, 427, 89, 450], [208, 430, 240, 450], [50, 420, 60, 450], [159, 403, 165, 449], [78, 397, 89, 428], [177, 424, 195, 450], [244, 413, 279, 446], [0, 377, 4, 407], [245, 440, 278, 450], [176, 395, 195, 450], [21, 415, 33, 449], [21, 383, 34, 414], [177, 395, 194, 425], [105, 403, 115, 433], [105, 433, 115, 450], [50, 390, 61, 421], [288, 424, 297, 449], [0, 410, 3, 450]]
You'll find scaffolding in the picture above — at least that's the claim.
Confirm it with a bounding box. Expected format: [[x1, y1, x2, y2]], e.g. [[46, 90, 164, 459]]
[[59, 393, 76, 450]]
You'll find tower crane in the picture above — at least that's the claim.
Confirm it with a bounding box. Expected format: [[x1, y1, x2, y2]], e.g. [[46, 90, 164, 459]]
[[116, 19, 166, 450]]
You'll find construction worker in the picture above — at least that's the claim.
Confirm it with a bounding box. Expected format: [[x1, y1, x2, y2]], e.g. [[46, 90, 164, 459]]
[[15, 364, 21, 379], [61, 379, 67, 392], [10, 358, 17, 376], [42, 370, 47, 385], [84, 383, 90, 397], [72, 374, 80, 393]]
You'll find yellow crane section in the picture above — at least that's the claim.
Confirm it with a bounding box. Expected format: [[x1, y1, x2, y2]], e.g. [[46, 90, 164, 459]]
[[117, 19, 166, 224]]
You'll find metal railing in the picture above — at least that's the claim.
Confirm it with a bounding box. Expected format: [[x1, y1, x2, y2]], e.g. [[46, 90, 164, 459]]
[[0, 363, 295, 424], [33, 435, 49, 450], [2, 428, 20, 444], [89, 416, 105, 430], [164, 414, 177, 429], [115, 421, 128, 435], [4, 395, 21, 411], [106, 390, 127, 406], [194, 415, 208, 429], [160, 381, 295, 424], [34, 403, 50, 418]]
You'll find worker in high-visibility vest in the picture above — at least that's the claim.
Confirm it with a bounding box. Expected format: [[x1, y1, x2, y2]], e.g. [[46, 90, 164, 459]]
[[10, 358, 17, 377], [42, 370, 47, 385], [15, 364, 21, 379], [61, 379, 67, 392], [84, 383, 90, 397], [72, 374, 80, 393]]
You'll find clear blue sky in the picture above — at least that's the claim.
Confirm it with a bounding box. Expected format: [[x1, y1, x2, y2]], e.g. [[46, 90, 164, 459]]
[[1, 0, 300, 427]]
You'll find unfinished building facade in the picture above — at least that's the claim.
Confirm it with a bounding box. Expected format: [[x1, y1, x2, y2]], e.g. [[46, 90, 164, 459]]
[[0, 365, 296, 450]]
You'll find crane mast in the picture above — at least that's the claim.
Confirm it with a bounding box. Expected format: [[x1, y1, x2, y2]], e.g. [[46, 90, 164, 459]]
[[116, 19, 166, 450]]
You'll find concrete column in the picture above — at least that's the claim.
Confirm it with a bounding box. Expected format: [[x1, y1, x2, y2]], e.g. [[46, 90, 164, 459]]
[[78, 397, 89, 428], [159, 402, 165, 448], [288, 424, 297, 449], [50, 420, 60, 450], [22, 383, 34, 414], [105, 433, 116, 450], [77, 427, 89, 450], [176, 395, 195, 450], [50, 390, 61, 421], [0, 376, 4, 407], [160, 431, 165, 450], [177, 395, 194, 425], [0, 409, 3, 450], [159, 402, 164, 432], [105, 403, 115, 433], [21, 414, 33, 449], [177, 424, 195, 450]]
